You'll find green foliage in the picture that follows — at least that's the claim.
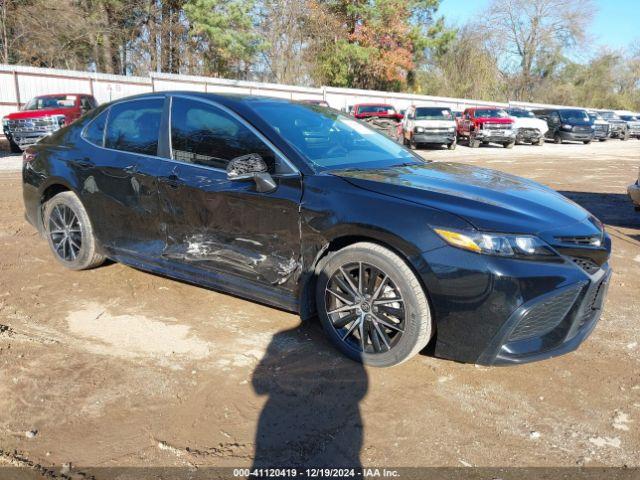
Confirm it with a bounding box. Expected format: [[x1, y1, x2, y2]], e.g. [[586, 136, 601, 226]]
[[184, 0, 263, 77]]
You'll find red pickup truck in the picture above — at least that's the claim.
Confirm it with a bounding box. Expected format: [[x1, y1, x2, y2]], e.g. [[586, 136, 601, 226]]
[[457, 107, 516, 148], [2, 93, 98, 152]]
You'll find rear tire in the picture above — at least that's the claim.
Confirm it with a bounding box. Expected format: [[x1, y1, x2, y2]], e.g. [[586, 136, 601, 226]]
[[536, 137, 545, 146], [468, 137, 480, 148], [622, 130, 629, 141], [583, 140, 591, 144], [598, 138, 606, 142], [315, 242, 433, 367], [553, 133, 562, 144], [447, 140, 456, 150], [504, 141, 515, 149], [43, 191, 105, 270]]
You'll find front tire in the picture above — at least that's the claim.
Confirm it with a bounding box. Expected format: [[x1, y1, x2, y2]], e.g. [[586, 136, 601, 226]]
[[43, 192, 105, 270], [447, 139, 456, 150], [583, 140, 591, 144], [553, 133, 562, 144], [315, 242, 433, 367], [503, 141, 515, 149]]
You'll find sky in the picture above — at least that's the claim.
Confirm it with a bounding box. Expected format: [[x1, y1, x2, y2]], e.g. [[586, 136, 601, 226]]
[[438, 0, 639, 53]]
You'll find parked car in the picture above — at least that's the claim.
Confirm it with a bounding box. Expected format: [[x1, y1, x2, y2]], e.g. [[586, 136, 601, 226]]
[[615, 111, 640, 139], [629, 168, 640, 211], [533, 108, 594, 144], [399, 105, 457, 150], [457, 107, 516, 148], [352, 103, 403, 122], [2, 93, 97, 152], [587, 111, 610, 141], [23, 92, 611, 367], [506, 108, 548, 145], [597, 111, 629, 140]]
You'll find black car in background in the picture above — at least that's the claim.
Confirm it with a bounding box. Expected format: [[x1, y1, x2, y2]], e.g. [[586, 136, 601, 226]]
[[533, 108, 594, 144], [22, 93, 611, 367]]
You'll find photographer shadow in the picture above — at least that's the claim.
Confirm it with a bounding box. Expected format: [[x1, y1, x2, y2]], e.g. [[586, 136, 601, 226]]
[[251, 321, 367, 471]]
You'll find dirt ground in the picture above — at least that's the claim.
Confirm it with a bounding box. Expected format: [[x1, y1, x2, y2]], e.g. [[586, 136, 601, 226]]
[[0, 139, 639, 476]]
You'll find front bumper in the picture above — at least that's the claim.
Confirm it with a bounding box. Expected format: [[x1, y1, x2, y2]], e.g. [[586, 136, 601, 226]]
[[515, 128, 542, 142], [417, 242, 611, 365], [628, 181, 640, 208], [628, 127, 640, 138], [473, 130, 516, 143], [558, 131, 594, 142], [413, 131, 456, 144]]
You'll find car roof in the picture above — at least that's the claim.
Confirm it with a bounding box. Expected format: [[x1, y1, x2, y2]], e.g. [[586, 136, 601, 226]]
[[34, 93, 87, 97]]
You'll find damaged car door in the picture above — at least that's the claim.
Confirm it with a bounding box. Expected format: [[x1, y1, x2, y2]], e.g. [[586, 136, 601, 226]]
[[79, 97, 166, 256], [158, 95, 303, 293]]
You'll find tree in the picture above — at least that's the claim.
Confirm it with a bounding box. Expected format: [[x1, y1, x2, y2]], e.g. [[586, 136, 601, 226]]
[[486, 0, 594, 100], [308, 0, 453, 91], [184, 0, 263, 78]]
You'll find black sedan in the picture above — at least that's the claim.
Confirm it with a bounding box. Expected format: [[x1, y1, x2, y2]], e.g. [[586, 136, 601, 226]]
[[22, 92, 612, 367]]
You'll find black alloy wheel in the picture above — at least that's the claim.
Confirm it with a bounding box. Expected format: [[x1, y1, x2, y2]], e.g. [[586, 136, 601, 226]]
[[325, 261, 405, 354], [48, 204, 82, 262]]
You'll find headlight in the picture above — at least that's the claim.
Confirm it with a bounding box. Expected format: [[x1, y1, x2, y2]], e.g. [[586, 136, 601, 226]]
[[561, 124, 573, 130], [2, 118, 8, 127], [434, 228, 558, 260], [415, 126, 424, 133]]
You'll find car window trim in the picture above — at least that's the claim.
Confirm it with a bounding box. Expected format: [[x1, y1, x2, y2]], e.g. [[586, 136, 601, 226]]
[[167, 94, 300, 178]]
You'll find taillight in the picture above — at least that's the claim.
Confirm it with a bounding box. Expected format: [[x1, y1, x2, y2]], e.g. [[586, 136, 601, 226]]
[[23, 148, 37, 164]]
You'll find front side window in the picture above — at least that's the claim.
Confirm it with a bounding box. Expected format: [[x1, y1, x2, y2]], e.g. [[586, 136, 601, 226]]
[[82, 109, 109, 147], [170, 97, 280, 172], [105, 98, 163, 156]]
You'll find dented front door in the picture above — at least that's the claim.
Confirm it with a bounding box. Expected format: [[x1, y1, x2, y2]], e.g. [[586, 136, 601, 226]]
[[158, 164, 303, 291], [157, 95, 303, 292]]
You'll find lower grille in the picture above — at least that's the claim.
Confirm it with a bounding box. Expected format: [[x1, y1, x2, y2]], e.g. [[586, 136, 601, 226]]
[[571, 256, 601, 275], [508, 287, 581, 342], [576, 276, 608, 330]]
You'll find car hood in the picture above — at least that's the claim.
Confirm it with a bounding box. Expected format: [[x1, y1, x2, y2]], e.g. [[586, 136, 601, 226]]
[[413, 119, 456, 128], [510, 117, 549, 132], [3, 108, 72, 120], [332, 162, 595, 236]]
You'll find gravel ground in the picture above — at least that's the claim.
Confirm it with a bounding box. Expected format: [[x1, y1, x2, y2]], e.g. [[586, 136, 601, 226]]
[[0, 140, 638, 476]]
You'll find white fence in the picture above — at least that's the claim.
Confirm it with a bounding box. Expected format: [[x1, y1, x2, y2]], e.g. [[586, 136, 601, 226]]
[[0, 63, 590, 133]]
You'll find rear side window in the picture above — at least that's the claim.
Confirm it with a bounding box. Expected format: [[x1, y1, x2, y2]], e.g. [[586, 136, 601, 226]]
[[170, 97, 277, 171], [82, 109, 109, 147], [105, 98, 163, 156]]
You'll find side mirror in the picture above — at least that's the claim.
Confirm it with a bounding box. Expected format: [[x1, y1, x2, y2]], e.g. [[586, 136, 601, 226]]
[[226, 154, 277, 193]]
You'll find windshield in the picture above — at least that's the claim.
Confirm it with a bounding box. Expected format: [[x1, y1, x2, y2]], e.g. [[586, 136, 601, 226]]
[[588, 113, 602, 121], [251, 103, 419, 171], [559, 109, 590, 123], [507, 109, 534, 118], [620, 115, 638, 121], [357, 105, 396, 114], [475, 109, 509, 118], [23, 95, 76, 111], [414, 107, 452, 120]]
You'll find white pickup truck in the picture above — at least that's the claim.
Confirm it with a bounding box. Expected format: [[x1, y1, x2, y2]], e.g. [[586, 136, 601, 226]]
[[400, 105, 457, 150]]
